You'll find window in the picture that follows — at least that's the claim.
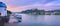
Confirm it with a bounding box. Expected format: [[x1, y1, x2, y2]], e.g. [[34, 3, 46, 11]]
[[4, 8, 6, 10]]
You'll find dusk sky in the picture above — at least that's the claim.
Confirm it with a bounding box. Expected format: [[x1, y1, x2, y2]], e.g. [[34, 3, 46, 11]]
[[1, 0, 60, 12]]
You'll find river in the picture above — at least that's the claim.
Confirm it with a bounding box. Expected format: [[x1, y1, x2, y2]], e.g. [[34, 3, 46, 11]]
[[22, 14, 60, 25], [5, 14, 60, 26]]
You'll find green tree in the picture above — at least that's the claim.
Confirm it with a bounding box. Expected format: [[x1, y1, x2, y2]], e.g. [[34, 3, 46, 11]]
[[6, 10, 12, 23], [7, 10, 12, 18], [7, 10, 12, 14]]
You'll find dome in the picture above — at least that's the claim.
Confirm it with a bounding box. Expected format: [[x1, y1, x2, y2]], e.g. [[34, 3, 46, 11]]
[[0, 2, 7, 8]]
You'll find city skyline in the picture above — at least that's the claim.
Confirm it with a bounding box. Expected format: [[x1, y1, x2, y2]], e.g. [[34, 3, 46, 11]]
[[1, 0, 60, 12]]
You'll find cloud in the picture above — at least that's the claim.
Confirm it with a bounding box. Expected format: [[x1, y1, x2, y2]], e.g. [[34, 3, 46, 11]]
[[1, 0, 60, 12], [2, 0, 60, 6], [44, 0, 60, 6]]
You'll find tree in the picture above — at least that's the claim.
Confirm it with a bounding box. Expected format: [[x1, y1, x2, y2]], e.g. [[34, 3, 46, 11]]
[[7, 10, 12, 14], [6, 10, 12, 23]]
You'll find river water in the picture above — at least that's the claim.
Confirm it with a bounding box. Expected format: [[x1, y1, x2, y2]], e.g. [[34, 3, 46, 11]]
[[21, 14, 60, 25], [5, 14, 60, 26]]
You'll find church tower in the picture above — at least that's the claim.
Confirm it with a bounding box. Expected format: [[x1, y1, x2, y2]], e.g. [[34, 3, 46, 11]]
[[0, 2, 7, 16]]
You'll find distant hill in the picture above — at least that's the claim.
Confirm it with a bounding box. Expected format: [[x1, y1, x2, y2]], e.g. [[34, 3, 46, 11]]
[[20, 9, 60, 15]]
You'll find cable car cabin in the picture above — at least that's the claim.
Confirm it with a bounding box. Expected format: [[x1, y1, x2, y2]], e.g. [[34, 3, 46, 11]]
[[0, 2, 7, 26]]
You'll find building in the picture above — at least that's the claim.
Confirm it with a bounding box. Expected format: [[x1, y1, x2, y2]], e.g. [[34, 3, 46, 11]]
[[0, 2, 7, 16]]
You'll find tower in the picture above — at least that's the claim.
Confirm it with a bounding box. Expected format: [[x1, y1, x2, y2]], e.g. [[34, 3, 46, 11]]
[[0, 2, 7, 16]]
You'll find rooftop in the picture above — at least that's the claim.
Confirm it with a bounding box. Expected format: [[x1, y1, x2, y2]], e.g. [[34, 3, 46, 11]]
[[0, 2, 6, 7]]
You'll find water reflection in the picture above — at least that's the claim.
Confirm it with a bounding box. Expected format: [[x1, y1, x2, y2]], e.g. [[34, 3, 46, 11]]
[[44, 15, 60, 25], [21, 14, 60, 25]]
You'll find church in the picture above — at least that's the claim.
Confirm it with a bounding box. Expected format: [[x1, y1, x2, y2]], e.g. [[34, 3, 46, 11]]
[[0, 2, 7, 16]]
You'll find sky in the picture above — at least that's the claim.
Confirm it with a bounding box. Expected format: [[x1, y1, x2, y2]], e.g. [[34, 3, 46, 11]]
[[1, 0, 60, 12]]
